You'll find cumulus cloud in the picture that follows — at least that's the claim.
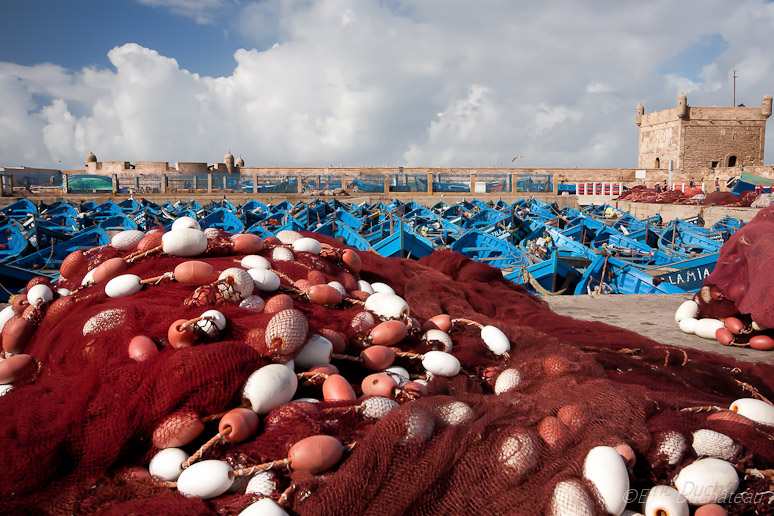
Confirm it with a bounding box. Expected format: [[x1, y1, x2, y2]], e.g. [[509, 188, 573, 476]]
[[1, 0, 774, 170]]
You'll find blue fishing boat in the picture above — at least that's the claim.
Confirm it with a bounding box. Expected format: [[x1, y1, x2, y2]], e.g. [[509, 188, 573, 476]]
[[0, 263, 57, 302], [334, 224, 372, 251], [574, 254, 684, 295], [658, 221, 722, 258], [371, 220, 435, 259], [0, 220, 30, 263], [451, 229, 531, 273], [506, 252, 582, 295], [11, 227, 109, 271], [643, 252, 720, 293], [591, 226, 674, 266], [98, 214, 139, 232], [199, 209, 245, 233], [0, 198, 37, 221]]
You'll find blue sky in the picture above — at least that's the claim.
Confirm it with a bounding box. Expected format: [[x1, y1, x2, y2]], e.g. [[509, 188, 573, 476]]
[[1, 0, 773, 170]]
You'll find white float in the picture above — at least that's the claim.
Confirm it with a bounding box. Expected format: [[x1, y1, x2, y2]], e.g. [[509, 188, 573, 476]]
[[149, 448, 189, 482], [242, 364, 298, 414], [729, 397, 774, 426], [481, 325, 510, 355], [673, 458, 739, 505], [582, 445, 629, 516], [421, 351, 460, 377], [364, 292, 409, 320], [248, 269, 280, 292], [674, 300, 699, 323], [241, 255, 271, 270], [643, 485, 688, 516], [105, 274, 143, 298], [176, 460, 234, 499], [162, 228, 208, 257], [693, 318, 725, 340], [294, 334, 333, 369], [292, 237, 322, 255]]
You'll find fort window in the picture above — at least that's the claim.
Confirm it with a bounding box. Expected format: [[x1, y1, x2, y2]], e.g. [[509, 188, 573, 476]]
[[655, 158, 660, 169], [711, 161, 719, 168], [728, 155, 737, 167]]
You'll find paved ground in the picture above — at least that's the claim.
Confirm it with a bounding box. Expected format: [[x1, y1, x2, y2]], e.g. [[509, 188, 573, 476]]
[[543, 293, 774, 365]]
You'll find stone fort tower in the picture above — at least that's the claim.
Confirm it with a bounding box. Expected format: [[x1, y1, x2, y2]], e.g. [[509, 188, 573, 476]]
[[636, 93, 771, 172]]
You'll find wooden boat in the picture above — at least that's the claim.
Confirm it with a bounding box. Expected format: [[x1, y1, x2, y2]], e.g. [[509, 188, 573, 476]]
[[451, 229, 531, 273], [591, 227, 674, 266], [11, 227, 109, 271], [643, 252, 719, 293], [199, 209, 245, 233], [574, 254, 684, 295], [98, 214, 139, 232], [371, 220, 435, 259], [0, 220, 31, 263], [658, 221, 722, 258], [0, 198, 37, 221], [506, 252, 582, 295]]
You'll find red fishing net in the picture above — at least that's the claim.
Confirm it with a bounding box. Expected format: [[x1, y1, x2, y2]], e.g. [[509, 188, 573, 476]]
[[698, 203, 774, 330], [1, 228, 773, 515], [617, 186, 758, 207]]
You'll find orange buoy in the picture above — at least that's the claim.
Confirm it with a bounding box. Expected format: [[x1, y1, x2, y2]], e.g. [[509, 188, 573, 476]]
[[422, 314, 453, 333], [341, 249, 362, 274], [369, 320, 407, 347], [92, 257, 129, 284], [2, 317, 35, 354], [537, 416, 568, 448], [724, 316, 745, 335], [322, 374, 356, 401], [307, 284, 343, 306], [218, 408, 259, 443], [360, 346, 396, 370], [361, 373, 397, 397], [0, 354, 36, 383], [715, 328, 735, 346], [174, 261, 217, 285], [128, 335, 159, 361], [749, 335, 774, 351], [60, 250, 88, 279], [168, 319, 196, 349], [288, 435, 344, 474], [232, 234, 264, 254], [151, 411, 205, 449]]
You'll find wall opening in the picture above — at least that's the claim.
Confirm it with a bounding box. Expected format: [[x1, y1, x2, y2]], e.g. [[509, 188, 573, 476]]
[[655, 158, 660, 169], [727, 155, 737, 167], [711, 161, 719, 168]]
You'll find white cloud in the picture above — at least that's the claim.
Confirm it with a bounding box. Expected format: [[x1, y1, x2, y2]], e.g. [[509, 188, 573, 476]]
[[2, 0, 774, 170], [136, 0, 229, 24]]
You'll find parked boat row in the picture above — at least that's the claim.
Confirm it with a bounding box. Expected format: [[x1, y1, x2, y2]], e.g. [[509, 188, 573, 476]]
[[0, 196, 740, 300]]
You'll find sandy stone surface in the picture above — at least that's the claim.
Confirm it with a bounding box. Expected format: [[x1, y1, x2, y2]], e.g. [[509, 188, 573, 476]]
[[544, 293, 774, 365]]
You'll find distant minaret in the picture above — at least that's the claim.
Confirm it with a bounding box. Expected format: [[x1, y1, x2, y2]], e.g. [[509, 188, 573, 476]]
[[224, 149, 235, 173], [86, 151, 97, 165], [763, 93, 772, 118], [635, 103, 644, 126], [236, 154, 245, 168]]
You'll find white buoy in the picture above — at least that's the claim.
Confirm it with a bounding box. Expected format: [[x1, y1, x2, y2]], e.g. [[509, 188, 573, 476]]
[[248, 268, 280, 292], [481, 325, 510, 355], [582, 446, 629, 516], [241, 255, 271, 270], [643, 485, 688, 516], [364, 292, 409, 320], [149, 448, 189, 482], [294, 334, 333, 369], [292, 237, 322, 255], [729, 397, 774, 426], [238, 497, 289, 516], [678, 317, 698, 335], [674, 300, 699, 323], [673, 458, 739, 505], [176, 460, 234, 499], [162, 228, 208, 257], [105, 274, 143, 298], [26, 284, 53, 306], [693, 318, 725, 340], [171, 216, 200, 231], [242, 364, 298, 414], [421, 351, 460, 377]]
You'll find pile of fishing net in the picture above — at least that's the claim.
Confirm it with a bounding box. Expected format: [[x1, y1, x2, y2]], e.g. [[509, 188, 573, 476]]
[[2, 218, 774, 516], [683, 203, 774, 355], [617, 186, 758, 207]]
